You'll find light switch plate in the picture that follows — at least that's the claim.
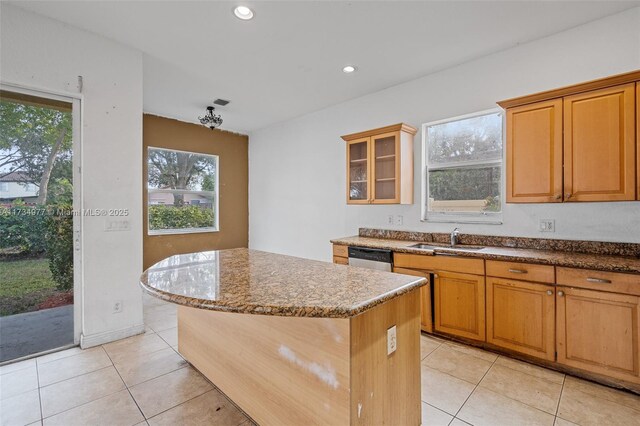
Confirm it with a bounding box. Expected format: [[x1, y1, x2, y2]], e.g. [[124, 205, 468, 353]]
[[104, 219, 131, 232], [387, 325, 397, 355]]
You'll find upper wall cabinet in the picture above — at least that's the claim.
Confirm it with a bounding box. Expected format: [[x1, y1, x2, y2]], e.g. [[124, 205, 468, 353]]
[[499, 70, 640, 203], [506, 99, 563, 202], [342, 123, 417, 204], [564, 83, 636, 202]]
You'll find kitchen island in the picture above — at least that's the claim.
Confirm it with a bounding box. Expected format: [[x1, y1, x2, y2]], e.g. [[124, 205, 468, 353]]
[[140, 248, 427, 426]]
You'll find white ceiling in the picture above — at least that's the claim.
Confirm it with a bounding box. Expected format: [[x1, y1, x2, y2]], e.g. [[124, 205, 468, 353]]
[[9, 1, 640, 133]]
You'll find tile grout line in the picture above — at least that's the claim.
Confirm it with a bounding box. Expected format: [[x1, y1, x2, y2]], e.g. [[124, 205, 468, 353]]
[[36, 347, 112, 388], [555, 374, 567, 419], [36, 354, 44, 424], [144, 387, 216, 422], [451, 349, 499, 420], [101, 343, 147, 422]]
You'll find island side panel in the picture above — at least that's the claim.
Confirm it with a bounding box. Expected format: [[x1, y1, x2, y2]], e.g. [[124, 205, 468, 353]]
[[350, 288, 421, 425], [178, 306, 351, 426]]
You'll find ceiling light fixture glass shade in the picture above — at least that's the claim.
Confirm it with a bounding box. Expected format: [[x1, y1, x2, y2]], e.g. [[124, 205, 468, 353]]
[[199, 106, 223, 130], [342, 65, 356, 73], [234, 6, 254, 20]]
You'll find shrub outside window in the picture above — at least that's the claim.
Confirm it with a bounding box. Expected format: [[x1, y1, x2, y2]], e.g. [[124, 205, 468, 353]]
[[147, 147, 219, 235], [422, 109, 503, 223]]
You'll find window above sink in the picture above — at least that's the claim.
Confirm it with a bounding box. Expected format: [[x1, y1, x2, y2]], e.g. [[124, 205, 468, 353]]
[[421, 109, 504, 224]]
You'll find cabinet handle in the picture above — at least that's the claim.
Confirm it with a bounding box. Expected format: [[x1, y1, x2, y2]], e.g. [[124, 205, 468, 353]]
[[565, 193, 572, 199], [546, 290, 553, 296], [555, 194, 562, 200], [434, 274, 439, 279], [557, 291, 565, 297], [508, 268, 528, 274], [586, 277, 612, 284]]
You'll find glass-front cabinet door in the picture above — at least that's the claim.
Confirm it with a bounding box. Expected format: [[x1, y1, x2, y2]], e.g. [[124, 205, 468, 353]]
[[372, 132, 399, 203], [342, 123, 416, 205], [347, 137, 370, 203]]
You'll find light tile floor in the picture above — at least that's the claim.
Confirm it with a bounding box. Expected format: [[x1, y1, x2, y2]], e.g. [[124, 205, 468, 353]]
[[0, 295, 253, 426], [2, 295, 639, 426], [419, 334, 640, 426]]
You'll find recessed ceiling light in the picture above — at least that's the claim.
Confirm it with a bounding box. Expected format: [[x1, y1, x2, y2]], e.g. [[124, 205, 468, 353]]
[[234, 6, 254, 20], [342, 65, 356, 74]]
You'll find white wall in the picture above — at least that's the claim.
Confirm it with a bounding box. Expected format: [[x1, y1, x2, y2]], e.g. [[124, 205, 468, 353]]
[[249, 7, 640, 262], [1, 5, 144, 346]]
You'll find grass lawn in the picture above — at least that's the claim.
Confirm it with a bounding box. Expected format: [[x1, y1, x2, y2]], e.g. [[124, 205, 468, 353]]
[[0, 258, 59, 316]]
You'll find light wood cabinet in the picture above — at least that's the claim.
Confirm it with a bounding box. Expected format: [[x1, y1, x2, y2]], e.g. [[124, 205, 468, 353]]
[[556, 286, 640, 384], [564, 83, 636, 202], [332, 244, 349, 265], [342, 123, 417, 204], [433, 271, 485, 341], [499, 70, 640, 204], [486, 277, 555, 360], [506, 99, 563, 203], [393, 267, 432, 333], [637, 82, 640, 199]]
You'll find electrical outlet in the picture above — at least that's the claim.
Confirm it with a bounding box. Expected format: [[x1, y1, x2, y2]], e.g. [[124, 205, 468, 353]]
[[113, 300, 123, 314], [395, 215, 403, 226], [387, 325, 397, 355], [539, 219, 555, 233], [387, 215, 394, 225]]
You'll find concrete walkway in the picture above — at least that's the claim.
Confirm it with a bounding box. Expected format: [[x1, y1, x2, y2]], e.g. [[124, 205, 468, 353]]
[[0, 305, 74, 362]]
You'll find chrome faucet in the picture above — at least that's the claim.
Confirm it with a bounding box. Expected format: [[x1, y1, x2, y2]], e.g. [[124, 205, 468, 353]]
[[450, 228, 460, 246]]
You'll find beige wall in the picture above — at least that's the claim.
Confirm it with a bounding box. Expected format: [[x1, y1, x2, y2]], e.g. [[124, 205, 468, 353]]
[[143, 114, 248, 270]]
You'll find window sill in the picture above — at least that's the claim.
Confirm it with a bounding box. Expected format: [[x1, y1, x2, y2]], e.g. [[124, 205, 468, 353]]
[[422, 214, 503, 225], [148, 227, 219, 236]]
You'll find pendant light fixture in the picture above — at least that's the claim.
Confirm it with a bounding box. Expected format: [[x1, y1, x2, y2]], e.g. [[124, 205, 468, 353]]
[[199, 106, 223, 130]]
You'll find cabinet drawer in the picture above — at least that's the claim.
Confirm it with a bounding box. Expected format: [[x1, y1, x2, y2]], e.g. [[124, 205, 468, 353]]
[[332, 244, 348, 258], [394, 253, 484, 275], [486, 260, 555, 284], [556, 267, 640, 297]]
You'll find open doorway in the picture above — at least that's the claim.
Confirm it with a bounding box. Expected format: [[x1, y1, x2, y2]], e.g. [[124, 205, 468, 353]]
[[0, 87, 81, 362]]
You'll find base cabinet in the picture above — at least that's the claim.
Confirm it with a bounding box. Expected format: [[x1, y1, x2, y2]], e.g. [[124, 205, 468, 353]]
[[486, 278, 555, 361], [434, 271, 485, 341], [393, 267, 432, 333], [556, 286, 640, 384]]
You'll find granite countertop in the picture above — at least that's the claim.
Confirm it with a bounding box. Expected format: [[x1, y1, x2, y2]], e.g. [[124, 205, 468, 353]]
[[331, 236, 640, 274], [140, 248, 426, 318]]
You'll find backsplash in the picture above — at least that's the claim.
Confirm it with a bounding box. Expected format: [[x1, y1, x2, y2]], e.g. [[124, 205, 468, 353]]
[[358, 228, 640, 258]]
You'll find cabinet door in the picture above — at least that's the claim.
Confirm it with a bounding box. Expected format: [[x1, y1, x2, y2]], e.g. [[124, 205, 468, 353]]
[[347, 137, 371, 204], [371, 132, 399, 203], [434, 271, 485, 341], [564, 83, 636, 201], [486, 278, 555, 360], [506, 99, 563, 203], [637, 82, 640, 200], [557, 287, 640, 383], [393, 267, 432, 333]]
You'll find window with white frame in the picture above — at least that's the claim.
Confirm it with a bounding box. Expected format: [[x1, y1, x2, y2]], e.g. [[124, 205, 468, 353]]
[[422, 109, 503, 223], [147, 147, 219, 235]]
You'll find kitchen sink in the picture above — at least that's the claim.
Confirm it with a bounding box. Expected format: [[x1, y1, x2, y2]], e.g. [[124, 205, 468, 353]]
[[409, 243, 485, 251]]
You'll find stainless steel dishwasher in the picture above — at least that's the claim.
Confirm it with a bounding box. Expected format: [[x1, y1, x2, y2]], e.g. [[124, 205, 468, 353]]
[[347, 246, 393, 272]]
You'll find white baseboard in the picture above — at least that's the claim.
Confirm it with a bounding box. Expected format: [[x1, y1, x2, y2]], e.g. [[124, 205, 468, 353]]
[[80, 323, 145, 348]]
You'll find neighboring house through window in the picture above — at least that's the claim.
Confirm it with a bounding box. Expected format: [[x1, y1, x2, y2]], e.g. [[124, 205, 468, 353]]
[[422, 109, 503, 223], [147, 147, 219, 234]]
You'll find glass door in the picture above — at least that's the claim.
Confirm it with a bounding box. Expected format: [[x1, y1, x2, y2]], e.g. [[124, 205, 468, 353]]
[[372, 132, 399, 203], [347, 137, 370, 203], [0, 87, 80, 362]]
